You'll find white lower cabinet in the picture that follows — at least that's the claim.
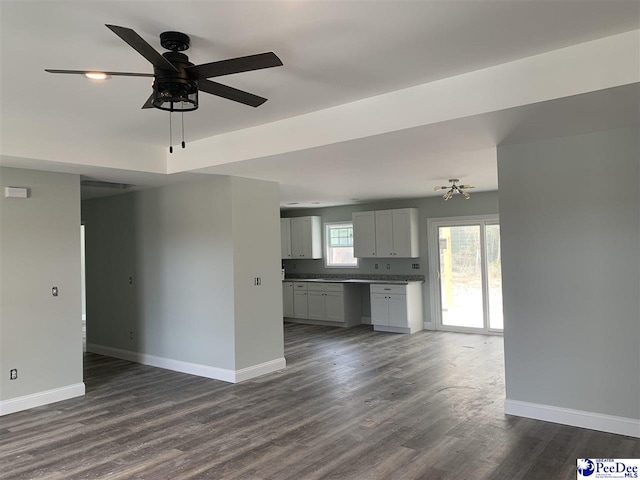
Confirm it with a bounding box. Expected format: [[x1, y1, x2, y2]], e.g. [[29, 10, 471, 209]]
[[307, 289, 326, 320], [293, 282, 309, 319], [308, 284, 345, 323], [283, 282, 294, 317], [370, 283, 423, 334], [284, 281, 360, 327], [324, 292, 345, 322]]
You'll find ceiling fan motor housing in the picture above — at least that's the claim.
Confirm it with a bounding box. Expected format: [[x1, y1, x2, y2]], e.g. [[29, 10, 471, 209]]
[[153, 51, 198, 111], [160, 31, 190, 51]]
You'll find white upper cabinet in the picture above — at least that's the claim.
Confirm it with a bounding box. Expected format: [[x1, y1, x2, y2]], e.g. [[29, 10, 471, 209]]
[[352, 211, 376, 258], [287, 216, 322, 259], [390, 208, 419, 257], [353, 208, 419, 258], [280, 218, 292, 259], [374, 210, 394, 257]]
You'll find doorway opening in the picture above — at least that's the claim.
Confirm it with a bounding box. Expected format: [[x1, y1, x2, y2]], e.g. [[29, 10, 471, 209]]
[[427, 215, 503, 334]]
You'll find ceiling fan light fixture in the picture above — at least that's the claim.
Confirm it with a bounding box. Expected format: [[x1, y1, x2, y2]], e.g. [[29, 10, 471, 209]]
[[152, 81, 199, 112], [85, 72, 110, 80]]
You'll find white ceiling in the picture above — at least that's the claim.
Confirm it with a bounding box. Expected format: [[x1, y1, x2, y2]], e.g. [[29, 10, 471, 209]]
[[1, 1, 639, 206]]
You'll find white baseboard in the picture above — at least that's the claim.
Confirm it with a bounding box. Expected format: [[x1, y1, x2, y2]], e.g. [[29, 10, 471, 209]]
[[87, 343, 285, 384], [505, 399, 640, 438], [235, 358, 287, 383], [0, 383, 85, 416]]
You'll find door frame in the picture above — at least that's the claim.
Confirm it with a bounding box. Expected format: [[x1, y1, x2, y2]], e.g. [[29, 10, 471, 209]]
[[427, 214, 502, 335]]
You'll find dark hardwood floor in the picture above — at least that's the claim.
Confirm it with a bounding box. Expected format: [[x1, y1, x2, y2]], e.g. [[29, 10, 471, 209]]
[[1, 324, 638, 479]]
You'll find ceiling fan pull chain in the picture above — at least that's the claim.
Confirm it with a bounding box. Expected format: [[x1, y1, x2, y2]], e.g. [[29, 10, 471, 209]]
[[181, 105, 186, 149], [169, 110, 173, 154]]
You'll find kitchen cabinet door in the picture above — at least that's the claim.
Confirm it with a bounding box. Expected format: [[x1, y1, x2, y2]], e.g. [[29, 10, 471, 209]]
[[283, 282, 294, 317], [280, 218, 292, 259], [307, 290, 326, 320], [388, 294, 408, 328], [324, 291, 344, 322], [290, 216, 322, 259], [293, 290, 308, 319], [352, 211, 376, 258], [391, 209, 419, 258], [375, 210, 394, 258], [290, 217, 310, 258], [371, 292, 390, 326]]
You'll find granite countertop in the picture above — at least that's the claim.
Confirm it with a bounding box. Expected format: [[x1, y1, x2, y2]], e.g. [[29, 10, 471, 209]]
[[282, 274, 424, 285]]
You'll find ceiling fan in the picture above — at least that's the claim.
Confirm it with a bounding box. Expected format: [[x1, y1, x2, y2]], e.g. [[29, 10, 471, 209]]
[[46, 25, 283, 151], [433, 179, 475, 200]]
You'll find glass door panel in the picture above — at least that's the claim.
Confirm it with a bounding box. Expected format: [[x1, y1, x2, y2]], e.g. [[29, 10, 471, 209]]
[[485, 224, 503, 331], [438, 225, 484, 329]]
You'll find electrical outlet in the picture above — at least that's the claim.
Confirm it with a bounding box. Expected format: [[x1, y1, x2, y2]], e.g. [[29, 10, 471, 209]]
[[52, 286, 58, 297], [129, 331, 134, 341], [10, 369, 17, 380], [386, 264, 391, 270], [254, 277, 262, 286], [412, 263, 420, 269], [374, 264, 378, 269]]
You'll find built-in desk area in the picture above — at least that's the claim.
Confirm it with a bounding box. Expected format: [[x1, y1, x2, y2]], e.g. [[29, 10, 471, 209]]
[[282, 275, 424, 334]]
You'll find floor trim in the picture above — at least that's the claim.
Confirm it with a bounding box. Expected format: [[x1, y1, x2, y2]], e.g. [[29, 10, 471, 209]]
[[87, 343, 285, 384], [235, 358, 287, 383], [505, 399, 640, 438], [0, 383, 85, 416]]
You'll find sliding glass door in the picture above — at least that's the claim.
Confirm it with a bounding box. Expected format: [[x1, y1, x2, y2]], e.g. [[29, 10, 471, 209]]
[[428, 216, 503, 333], [485, 223, 503, 331]]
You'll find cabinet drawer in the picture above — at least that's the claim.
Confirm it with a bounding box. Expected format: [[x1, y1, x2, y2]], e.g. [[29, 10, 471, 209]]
[[370, 284, 407, 295], [323, 283, 344, 292], [294, 282, 308, 290], [308, 282, 344, 292]]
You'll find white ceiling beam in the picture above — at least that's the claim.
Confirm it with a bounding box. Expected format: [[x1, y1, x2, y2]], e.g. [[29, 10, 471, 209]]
[[168, 30, 640, 174]]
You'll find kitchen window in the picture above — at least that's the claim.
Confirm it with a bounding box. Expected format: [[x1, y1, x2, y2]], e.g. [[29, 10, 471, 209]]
[[324, 222, 358, 268]]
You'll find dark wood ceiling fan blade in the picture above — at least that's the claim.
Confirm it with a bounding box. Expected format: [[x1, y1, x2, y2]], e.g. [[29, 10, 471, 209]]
[[186, 52, 282, 79], [105, 24, 179, 72], [198, 79, 267, 107], [141, 94, 155, 109], [45, 69, 154, 77]]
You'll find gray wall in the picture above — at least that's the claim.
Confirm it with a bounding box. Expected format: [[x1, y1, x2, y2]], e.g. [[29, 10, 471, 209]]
[[230, 177, 284, 369], [82, 175, 283, 373], [498, 127, 640, 419], [282, 191, 499, 323], [0, 167, 83, 401]]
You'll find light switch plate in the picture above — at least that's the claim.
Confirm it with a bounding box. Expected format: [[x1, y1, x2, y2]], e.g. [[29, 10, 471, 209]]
[[4, 187, 28, 198]]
